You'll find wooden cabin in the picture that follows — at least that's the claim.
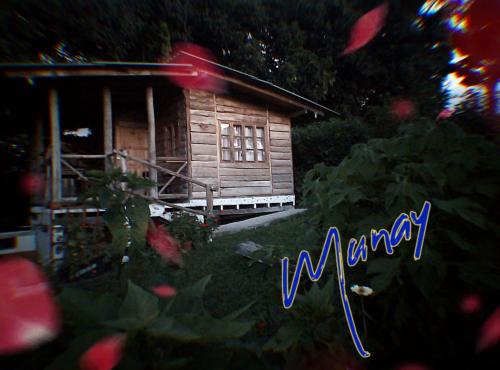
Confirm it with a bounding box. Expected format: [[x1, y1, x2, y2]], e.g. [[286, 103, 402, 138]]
[[0, 56, 334, 262]]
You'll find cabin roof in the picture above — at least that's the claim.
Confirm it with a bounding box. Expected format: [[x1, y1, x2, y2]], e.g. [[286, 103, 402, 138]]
[[0, 59, 338, 116]]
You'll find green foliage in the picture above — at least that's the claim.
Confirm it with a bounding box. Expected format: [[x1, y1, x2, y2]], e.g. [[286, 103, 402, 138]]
[[292, 117, 371, 197], [165, 213, 217, 248], [51, 277, 254, 370], [302, 120, 500, 359], [60, 214, 110, 279], [264, 276, 342, 367], [83, 170, 153, 256]]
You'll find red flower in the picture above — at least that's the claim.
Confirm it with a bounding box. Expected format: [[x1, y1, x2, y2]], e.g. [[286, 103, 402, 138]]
[[200, 223, 209, 228], [256, 321, 267, 335], [460, 294, 482, 314], [19, 173, 44, 196], [436, 108, 454, 120], [391, 98, 416, 120], [151, 285, 177, 298], [0, 257, 60, 354], [477, 306, 500, 352], [341, 2, 389, 56], [79, 334, 125, 370], [146, 225, 182, 265]]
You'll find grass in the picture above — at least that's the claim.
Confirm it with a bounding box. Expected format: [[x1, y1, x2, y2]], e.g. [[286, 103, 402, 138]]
[[171, 212, 320, 319]]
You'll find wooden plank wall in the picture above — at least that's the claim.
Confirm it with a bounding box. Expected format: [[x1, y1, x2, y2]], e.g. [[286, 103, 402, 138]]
[[188, 90, 219, 198], [268, 111, 294, 195], [188, 91, 294, 199]]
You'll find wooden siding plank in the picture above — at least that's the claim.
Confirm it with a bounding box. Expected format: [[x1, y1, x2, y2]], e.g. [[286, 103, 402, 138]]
[[220, 180, 272, 187], [220, 174, 270, 181], [190, 161, 218, 168], [272, 167, 293, 175], [273, 188, 294, 195], [271, 159, 293, 167], [270, 123, 290, 132], [191, 143, 217, 155], [270, 152, 292, 160], [270, 145, 291, 153], [192, 154, 217, 161], [190, 114, 216, 124], [220, 167, 271, 176], [190, 122, 217, 134], [191, 132, 217, 145], [270, 139, 290, 147], [221, 187, 272, 197], [219, 161, 269, 169], [273, 182, 293, 189], [191, 167, 218, 178], [216, 112, 266, 124], [269, 131, 290, 140], [272, 174, 293, 182]]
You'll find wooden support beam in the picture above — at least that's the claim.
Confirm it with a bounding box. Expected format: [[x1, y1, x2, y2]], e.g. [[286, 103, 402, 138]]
[[103, 87, 113, 170], [146, 86, 158, 198], [49, 88, 62, 203]]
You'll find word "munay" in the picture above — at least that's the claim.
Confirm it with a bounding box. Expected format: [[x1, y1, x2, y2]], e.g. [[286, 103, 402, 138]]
[[281, 201, 431, 358]]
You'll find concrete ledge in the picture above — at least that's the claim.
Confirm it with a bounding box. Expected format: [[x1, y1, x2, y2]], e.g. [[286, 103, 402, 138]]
[[214, 208, 307, 235]]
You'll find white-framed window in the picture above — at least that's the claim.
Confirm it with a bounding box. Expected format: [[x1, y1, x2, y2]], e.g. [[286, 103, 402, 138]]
[[220, 122, 266, 162]]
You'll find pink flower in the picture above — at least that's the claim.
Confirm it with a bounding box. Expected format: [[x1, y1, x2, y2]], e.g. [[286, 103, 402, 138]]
[[79, 335, 125, 370], [151, 285, 177, 298], [477, 306, 500, 352], [395, 363, 430, 370], [341, 2, 389, 56], [147, 225, 182, 265], [436, 108, 455, 120], [460, 294, 482, 314], [0, 257, 60, 354], [166, 42, 226, 93]]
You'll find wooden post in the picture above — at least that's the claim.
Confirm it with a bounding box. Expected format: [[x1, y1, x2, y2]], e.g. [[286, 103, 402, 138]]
[[49, 88, 62, 203], [146, 87, 158, 198], [103, 87, 113, 171], [206, 184, 214, 215]]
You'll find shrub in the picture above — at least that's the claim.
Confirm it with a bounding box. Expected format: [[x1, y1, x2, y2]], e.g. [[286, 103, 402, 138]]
[[292, 117, 371, 198], [302, 120, 500, 365]]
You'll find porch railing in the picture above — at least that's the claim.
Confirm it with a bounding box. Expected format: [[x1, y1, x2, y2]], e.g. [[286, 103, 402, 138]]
[[52, 151, 216, 217]]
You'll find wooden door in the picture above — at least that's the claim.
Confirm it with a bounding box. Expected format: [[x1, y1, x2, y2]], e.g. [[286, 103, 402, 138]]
[[115, 122, 149, 176]]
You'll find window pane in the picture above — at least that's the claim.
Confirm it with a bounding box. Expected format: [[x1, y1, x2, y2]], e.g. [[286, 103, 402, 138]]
[[234, 125, 242, 136], [246, 150, 254, 161], [257, 150, 265, 161], [221, 136, 230, 148], [246, 138, 254, 149], [245, 126, 253, 137], [222, 149, 231, 161], [256, 127, 264, 138], [221, 123, 230, 135], [256, 138, 264, 149], [235, 150, 243, 161], [234, 137, 242, 148]]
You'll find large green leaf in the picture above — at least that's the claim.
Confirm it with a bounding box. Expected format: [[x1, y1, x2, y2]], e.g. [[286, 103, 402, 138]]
[[164, 275, 212, 316], [263, 322, 304, 352], [105, 281, 159, 330], [147, 314, 253, 343], [367, 257, 401, 292]]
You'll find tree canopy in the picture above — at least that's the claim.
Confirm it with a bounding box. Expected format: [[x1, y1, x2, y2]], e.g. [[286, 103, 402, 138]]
[[0, 0, 450, 119]]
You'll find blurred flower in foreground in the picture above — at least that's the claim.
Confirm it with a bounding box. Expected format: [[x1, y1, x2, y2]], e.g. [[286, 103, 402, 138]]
[[0, 257, 60, 354], [477, 306, 500, 352], [460, 294, 482, 314], [391, 98, 416, 120], [151, 285, 177, 298], [79, 334, 125, 370], [167, 42, 226, 93], [350, 285, 373, 296], [341, 2, 389, 56], [146, 224, 182, 265], [436, 108, 455, 120], [395, 363, 430, 370], [19, 173, 44, 196]]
